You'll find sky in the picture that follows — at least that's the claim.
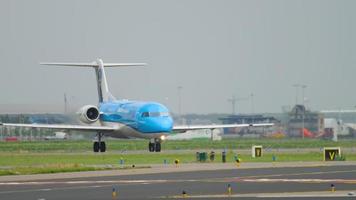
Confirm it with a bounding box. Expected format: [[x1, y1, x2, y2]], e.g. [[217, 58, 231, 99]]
[[0, 0, 355, 114]]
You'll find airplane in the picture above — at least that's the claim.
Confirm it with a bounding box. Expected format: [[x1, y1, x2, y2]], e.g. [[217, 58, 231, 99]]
[[0, 59, 273, 152]]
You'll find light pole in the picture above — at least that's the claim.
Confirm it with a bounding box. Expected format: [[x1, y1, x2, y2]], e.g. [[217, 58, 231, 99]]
[[250, 93, 254, 114], [228, 95, 249, 115], [177, 86, 183, 123], [292, 84, 300, 105], [64, 93, 68, 114], [228, 95, 237, 115], [301, 85, 307, 139], [301, 85, 307, 107]]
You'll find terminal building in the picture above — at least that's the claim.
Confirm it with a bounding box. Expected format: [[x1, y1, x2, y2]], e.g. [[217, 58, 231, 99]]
[[286, 104, 324, 137], [219, 114, 278, 135]]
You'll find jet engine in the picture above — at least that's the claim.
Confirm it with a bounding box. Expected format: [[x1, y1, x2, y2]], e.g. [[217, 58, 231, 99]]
[[78, 105, 100, 124]]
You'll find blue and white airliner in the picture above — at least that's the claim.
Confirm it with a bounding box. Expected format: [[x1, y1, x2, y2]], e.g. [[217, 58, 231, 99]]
[[1, 59, 273, 152]]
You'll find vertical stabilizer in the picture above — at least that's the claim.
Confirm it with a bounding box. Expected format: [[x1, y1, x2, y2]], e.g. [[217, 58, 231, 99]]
[[40, 59, 146, 103], [94, 59, 116, 102]]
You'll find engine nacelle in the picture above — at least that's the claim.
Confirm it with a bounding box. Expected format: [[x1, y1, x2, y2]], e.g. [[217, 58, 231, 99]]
[[78, 105, 100, 124]]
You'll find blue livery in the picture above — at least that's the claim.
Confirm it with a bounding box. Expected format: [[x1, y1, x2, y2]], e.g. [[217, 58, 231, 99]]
[[100, 100, 173, 133]]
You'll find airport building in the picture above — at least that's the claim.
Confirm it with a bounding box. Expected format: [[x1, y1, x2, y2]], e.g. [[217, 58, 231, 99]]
[[286, 105, 324, 137], [219, 114, 278, 135], [0, 114, 77, 141]]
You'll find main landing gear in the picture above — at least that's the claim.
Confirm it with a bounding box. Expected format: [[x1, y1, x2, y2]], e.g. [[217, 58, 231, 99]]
[[93, 133, 106, 152], [148, 138, 161, 152]]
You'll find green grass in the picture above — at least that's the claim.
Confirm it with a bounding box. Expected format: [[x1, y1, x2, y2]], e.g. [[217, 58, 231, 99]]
[[0, 163, 147, 176], [0, 164, 99, 176], [0, 138, 355, 152], [0, 138, 355, 175], [0, 152, 197, 167], [1, 150, 356, 175]]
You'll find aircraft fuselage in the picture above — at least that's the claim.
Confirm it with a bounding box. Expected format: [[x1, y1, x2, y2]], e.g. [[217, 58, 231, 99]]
[[99, 100, 173, 139]]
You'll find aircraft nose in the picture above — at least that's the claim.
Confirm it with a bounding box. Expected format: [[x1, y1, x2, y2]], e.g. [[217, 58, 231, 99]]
[[138, 117, 173, 133], [159, 117, 173, 131]]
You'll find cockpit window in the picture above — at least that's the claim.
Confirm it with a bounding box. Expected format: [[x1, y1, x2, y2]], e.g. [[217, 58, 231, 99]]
[[141, 112, 149, 117], [141, 112, 170, 117]]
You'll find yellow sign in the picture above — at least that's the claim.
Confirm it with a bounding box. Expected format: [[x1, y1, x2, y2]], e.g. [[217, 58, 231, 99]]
[[324, 147, 340, 161], [256, 148, 261, 157], [329, 152, 335, 160], [252, 145, 263, 158]]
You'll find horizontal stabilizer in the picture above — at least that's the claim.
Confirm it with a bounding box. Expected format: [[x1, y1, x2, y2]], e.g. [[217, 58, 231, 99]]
[[40, 62, 147, 67], [40, 58, 146, 103]]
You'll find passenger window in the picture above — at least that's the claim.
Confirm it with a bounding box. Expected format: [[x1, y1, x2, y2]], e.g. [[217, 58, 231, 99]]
[[142, 112, 149, 117]]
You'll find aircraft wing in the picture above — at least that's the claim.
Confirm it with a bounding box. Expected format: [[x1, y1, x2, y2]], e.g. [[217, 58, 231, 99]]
[[0, 123, 118, 132], [172, 123, 274, 132]]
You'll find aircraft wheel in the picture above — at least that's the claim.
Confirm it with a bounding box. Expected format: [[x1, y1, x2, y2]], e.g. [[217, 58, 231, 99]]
[[93, 142, 99, 152], [100, 142, 106, 152], [148, 142, 155, 152], [155, 142, 161, 152]]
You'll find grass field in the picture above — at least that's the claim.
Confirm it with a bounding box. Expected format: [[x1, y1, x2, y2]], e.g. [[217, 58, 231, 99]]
[[0, 138, 355, 175], [1, 151, 355, 175], [0, 138, 355, 152]]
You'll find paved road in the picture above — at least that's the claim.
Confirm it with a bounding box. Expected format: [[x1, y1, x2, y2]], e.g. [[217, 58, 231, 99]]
[[0, 163, 356, 200]]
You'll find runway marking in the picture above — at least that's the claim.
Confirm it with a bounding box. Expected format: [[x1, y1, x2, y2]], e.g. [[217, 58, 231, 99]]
[[188, 168, 356, 184], [88, 185, 101, 188], [166, 190, 356, 198], [232, 169, 356, 179], [1, 168, 356, 187], [1, 168, 356, 196], [0, 177, 356, 196], [0, 184, 114, 195], [0, 179, 182, 195], [39, 188, 52, 191], [0, 179, 171, 186], [240, 178, 356, 184]]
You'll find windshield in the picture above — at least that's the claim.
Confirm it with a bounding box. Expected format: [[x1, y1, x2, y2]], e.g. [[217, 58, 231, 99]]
[[141, 112, 170, 118]]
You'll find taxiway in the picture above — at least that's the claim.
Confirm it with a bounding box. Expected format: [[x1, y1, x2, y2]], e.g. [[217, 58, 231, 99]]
[[0, 162, 356, 199]]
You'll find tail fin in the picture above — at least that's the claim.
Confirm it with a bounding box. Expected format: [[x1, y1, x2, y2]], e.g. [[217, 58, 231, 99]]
[[40, 59, 146, 103]]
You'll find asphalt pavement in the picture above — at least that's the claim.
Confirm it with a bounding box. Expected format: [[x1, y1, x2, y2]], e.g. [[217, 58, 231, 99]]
[[0, 163, 356, 200]]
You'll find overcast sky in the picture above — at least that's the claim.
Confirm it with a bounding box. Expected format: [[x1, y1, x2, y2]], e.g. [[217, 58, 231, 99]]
[[0, 0, 355, 114]]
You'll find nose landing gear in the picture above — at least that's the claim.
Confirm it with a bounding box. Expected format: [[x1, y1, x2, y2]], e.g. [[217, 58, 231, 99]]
[[148, 138, 161, 152], [93, 132, 106, 152]]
